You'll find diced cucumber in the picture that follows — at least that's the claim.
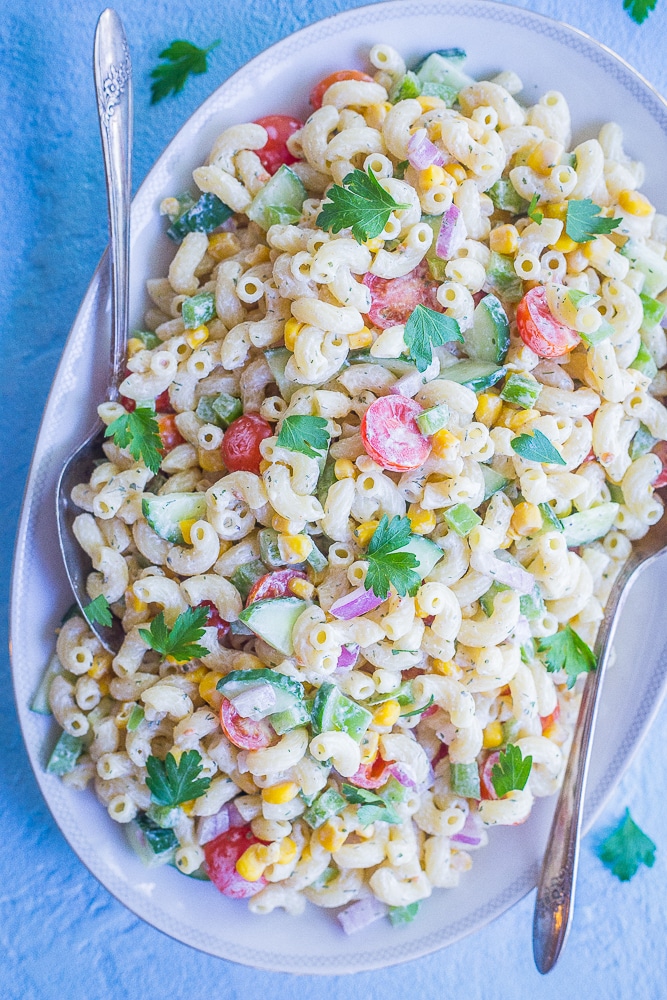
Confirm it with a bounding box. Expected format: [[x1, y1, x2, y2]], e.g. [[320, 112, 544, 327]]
[[413, 48, 467, 71], [501, 718, 522, 744], [217, 668, 304, 717], [142, 493, 208, 544], [439, 359, 506, 392], [229, 559, 267, 602], [127, 705, 145, 732], [640, 291, 666, 329], [444, 503, 482, 537], [265, 205, 302, 226], [196, 393, 243, 428], [630, 342, 658, 380], [559, 502, 619, 546], [389, 71, 422, 103], [229, 619, 254, 636], [146, 803, 180, 828], [136, 813, 179, 855], [520, 638, 536, 664], [303, 787, 347, 829], [389, 902, 422, 926], [132, 329, 162, 350], [416, 52, 475, 95], [630, 423, 658, 461], [450, 761, 481, 799], [238, 597, 307, 656], [265, 347, 300, 401], [270, 699, 311, 735], [621, 240, 667, 298], [347, 349, 415, 378], [31, 653, 63, 715], [247, 165, 307, 231], [167, 192, 233, 242], [381, 776, 408, 807], [466, 294, 510, 364], [488, 179, 529, 215], [607, 482, 624, 505], [311, 683, 372, 741], [307, 543, 328, 573], [486, 251, 524, 304], [125, 816, 177, 867], [398, 534, 444, 579], [481, 465, 510, 501], [482, 573, 544, 621], [539, 501, 564, 533], [500, 372, 541, 409], [164, 192, 196, 222], [182, 291, 216, 330], [420, 81, 459, 104], [258, 527, 285, 567], [416, 402, 450, 435], [579, 318, 614, 347], [46, 731, 84, 775]]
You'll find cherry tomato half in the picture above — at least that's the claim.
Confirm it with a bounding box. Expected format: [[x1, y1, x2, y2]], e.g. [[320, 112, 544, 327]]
[[480, 752, 500, 801], [309, 69, 375, 110], [652, 440, 667, 488], [157, 414, 185, 453], [204, 826, 268, 899], [254, 114, 303, 175], [155, 388, 173, 413], [221, 413, 273, 475], [361, 395, 430, 472], [200, 600, 230, 642], [516, 286, 580, 359], [220, 696, 277, 751], [246, 569, 307, 606], [363, 262, 442, 330], [540, 703, 560, 732], [347, 755, 394, 790]]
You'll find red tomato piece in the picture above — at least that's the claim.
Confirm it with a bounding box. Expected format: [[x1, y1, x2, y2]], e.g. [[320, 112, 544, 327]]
[[221, 413, 273, 474], [363, 262, 442, 330], [309, 69, 375, 110], [516, 286, 580, 359], [200, 600, 230, 641], [652, 440, 667, 488], [254, 114, 303, 175], [347, 755, 394, 790], [155, 388, 173, 413], [204, 826, 268, 899], [420, 702, 440, 719], [157, 414, 185, 452], [219, 697, 277, 750], [540, 703, 561, 732], [480, 751, 500, 801], [246, 569, 307, 606], [361, 395, 430, 472]]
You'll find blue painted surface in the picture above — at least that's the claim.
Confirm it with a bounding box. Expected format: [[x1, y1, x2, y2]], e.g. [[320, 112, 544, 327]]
[[2, 0, 667, 996]]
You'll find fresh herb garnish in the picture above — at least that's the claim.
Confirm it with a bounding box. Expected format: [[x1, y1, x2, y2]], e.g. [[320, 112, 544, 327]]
[[316, 168, 410, 244], [139, 607, 210, 663], [565, 198, 621, 244], [527, 193, 543, 224], [150, 39, 220, 104], [537, 625, 597, 689], [404, 304, 463, 372], [597, 808, 656, 880], [400, 695, 435, 718], [363, 515, 420, 600], [83, 594, 112, 628], [105, 406, 163, 475], [146, 749, 211, 807], [276, 415, 330, 459], [623, 0, 658, 23], [511, 427, 566, 466], [491, 743, 533, 797], [341, 783, 400, 825]]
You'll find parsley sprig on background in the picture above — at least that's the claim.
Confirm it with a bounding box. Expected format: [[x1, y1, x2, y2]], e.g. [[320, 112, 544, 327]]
[[150, 39, 220, 104], [598, 809, 656, 880], [624, 0, 658, 23]]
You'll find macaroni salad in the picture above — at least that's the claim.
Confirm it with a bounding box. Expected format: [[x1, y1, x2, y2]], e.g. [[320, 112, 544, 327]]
[[39, 44, 667, 931]]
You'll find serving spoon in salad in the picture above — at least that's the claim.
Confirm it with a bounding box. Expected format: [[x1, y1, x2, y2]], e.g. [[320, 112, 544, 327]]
[[55, 8, 132, 653], [533, 494, 667, 972]]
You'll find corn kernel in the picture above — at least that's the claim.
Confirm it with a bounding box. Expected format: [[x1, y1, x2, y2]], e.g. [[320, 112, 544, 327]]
[[218, 540, 232, 558], [507, 408, 540, 431], [245, 244, 271, 265], [618, 188, 653, 217], [419, 164, 446, 191], [408, 506, 436, 535], [208, 232, 241, 261], [482, 721, 504, 749], [354, 520, 379, 546], [259, 458, 271, 474], [432, 658, 462, 678], [185, 324, 209, 350], [582, 234, 616, 268], [199, 670, 224, 708], [360, 730, 379, 764], [444, 163, 467, 185], [97, 679, 110, 697], [334, 458, 356, 481], [364, 236, 384, 252], [272, 514, 305, 533], [236, 844, 269, 882], [284, 317, 303, 352], [417, 95, 446, 111], [88, 653, 112, 680], [199, 447, 225, 472], [278, 533, 314, 563], [316, 817, 348, 853], [364, 102, 390, 129], [542, 724, 558, 741], [288, 577, 315, 600], [188, 666, 208, 684], [277, 836, 298, 864], [489, 224, 519, 256], [553, 233, 578, 253], [510, 501, 543, 537], [262, 781, 300, 805], [475, 392, 503, 427], [430, 428, 458, 459], [526, 139, 564, 175], [127, 337, 144, 357], [372, 699, 401, 727], [348, 327, 373, 350], [544, 201, 568, 222], [176, 518, 196, 545], [180, 799, 196, 815]]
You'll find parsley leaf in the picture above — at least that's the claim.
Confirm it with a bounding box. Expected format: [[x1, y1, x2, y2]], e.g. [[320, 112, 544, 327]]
[[105, 406, 163, 475], [537, 625, 597, 689], [598, 808, 656, 880], [404, 304, 463, 372], [146, 749, 211, 807], [511, 427, 566, 466], [276, 415, 330, 459], [83, 594, 112, 628], [491, 743, 533, 797], [623, 0, 658, 23], [150, 39, 220, 104], [341, 783, 400, 825], [400, 695, 435, 718], [139, 606, 210, 663], [316, 168, 410, 244], [566, 198, 622, 243], [527, 193, 543, 224], [363, 515, 420, 600]]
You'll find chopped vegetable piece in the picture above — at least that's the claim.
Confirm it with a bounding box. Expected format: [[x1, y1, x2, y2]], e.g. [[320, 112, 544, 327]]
[[443, 503, 482, 537], [389, 902, 422, 926], [500, 373, 542, 409], [311, 684, 373, 742], [221, 414, 273, 474], [361, 396, 430, 472], [363, 262, 442, 329], [127, 705, 145, 732], [182, 291, 216, 329], [204, 826, 267, 898], [450, 761, 481, 799], [516, 286, 580, 358], [219, 697, 277, 749], [46, 731, 84, 776], [630, 341, 658, 379], [196, 393, 243, 429], [303, 787, 347, 829], [254, 114, 302, 174], [416, 402, 450, 436], [166, 192, 233, 242]]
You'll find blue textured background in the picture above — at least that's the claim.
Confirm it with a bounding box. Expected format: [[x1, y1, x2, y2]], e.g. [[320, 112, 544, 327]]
[[3, 0, 667, 996]]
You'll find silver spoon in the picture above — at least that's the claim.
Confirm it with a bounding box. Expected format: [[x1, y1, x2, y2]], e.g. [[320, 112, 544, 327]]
[[56, 8, 132, 653], [533, 497, 667, 972]]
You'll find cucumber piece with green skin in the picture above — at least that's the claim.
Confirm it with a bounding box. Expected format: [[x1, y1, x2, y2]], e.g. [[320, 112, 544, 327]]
[[142, 493, 208, 544], [196, 393, 243, 429], [127, 705, 145, 732], [136, 813, 179, 856], [501, 718, 522, 744], [389, 71, 422, 103], [620, 239, 667, 297], [31, 653, 64, 715], [500, 372, 541, 409], [439, 359, 506, 392], [389, 902, 422, 926], [444, 503, 482, 537], [146, 803, 180, 828], [416, 52, 475, 94], [311, 683, 373, 741], [640, 291, 666, 330], [539, 501, 564, 533], [270, 699, 311, 735], [258, 527, 286, 567], [247, 165, 307, 231], [559, 502, 619, 546], [416, 402, 450, 436], [125, 817, 177, 867], [303, 787, 347, 829], [238, 597, 307, 656], [229, 559, 267, 602], [347, 349, 415, 378], [306, 543, 328, 573], [450, 761, 481, 799], [630, 342, 658, 380], [465, 294, 511, 364], [412, 48, 467, 72], [488, 180, 529, 215], [486, 251, 524, 304], [217, 668, 305, 718], [630, 423, 658, 461], [182, 291, 216, 330], [133, 329, 161, 350], [481, 580, 545, 621], [167, 192, 233, 242], [265, 347, 300, 401], [481, 464, 510, 501], [46, 731, 84, 775], [398, 534, 444, 579]]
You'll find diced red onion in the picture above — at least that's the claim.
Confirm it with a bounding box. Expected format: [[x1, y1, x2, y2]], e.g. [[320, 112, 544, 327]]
[[387, 762, 419, 791], [337, 643, 360, 670], [436, 204, 467, 259], [471, 549, 535, 595], [231, 683, 276, 720], [451, 810, 484, 847], [197, 800, 245, 845], [511, 615, 532, 646], [337, 896, 388, 934], [407, 128, 447, 170], [330, 585, 385, 620], [235, 750, 250, 774], [390, 357, 440, 398], [532, 360, 574, 391]]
